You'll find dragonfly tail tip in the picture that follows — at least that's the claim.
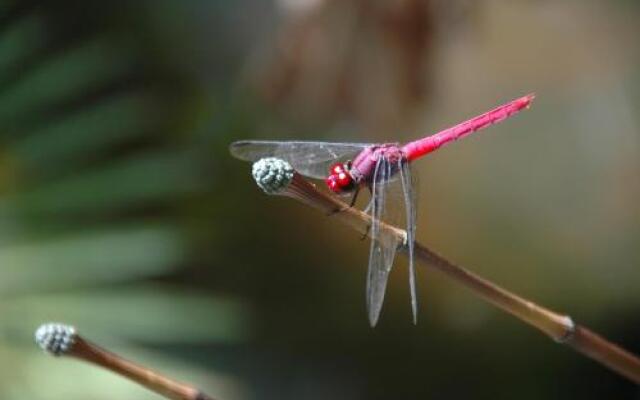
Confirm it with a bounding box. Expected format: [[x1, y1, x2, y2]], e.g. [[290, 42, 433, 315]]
[[523, 93, 536, 107]]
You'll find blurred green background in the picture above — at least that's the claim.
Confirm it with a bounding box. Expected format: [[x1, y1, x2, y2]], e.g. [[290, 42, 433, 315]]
[[0, 1, 638, 399]]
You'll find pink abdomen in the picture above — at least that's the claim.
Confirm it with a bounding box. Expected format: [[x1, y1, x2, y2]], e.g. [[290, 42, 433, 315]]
[[402, 94, 534, 162]]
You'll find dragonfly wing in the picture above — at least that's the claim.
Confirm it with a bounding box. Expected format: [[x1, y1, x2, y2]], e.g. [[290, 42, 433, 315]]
[[366, 156, 406, 326], [399, 159, 418, 324], [230, 140, 370, 179]]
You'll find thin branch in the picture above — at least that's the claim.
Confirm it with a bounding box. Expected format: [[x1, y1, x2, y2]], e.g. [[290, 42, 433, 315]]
[[35, 323, 218, 400], [254, 162, 640, 384]]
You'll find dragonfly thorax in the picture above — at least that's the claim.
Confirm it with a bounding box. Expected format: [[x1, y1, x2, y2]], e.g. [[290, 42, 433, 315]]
[[326, 161, 357, 194]]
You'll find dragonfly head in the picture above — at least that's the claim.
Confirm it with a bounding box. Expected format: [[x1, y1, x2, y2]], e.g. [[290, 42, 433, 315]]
[[326, 162, 356, 194]]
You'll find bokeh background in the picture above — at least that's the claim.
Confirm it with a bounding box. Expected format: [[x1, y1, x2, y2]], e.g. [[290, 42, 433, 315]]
[[0, 1, 638, 399]]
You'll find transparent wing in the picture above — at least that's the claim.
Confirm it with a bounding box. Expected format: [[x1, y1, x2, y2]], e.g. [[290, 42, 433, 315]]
[[399, 159, 418, 324], [366, 156, 406, 327], [229, 140, 371, 179]]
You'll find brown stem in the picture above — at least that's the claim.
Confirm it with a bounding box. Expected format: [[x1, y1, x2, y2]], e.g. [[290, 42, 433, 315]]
[[69, 337, 217, 400], [278, 173, 640, 384], [413, 245, 640, 383], [567, 326, 640, 384]]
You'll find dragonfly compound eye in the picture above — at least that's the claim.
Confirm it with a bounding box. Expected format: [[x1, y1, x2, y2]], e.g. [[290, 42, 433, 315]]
[[326, 170, 354, 193], [329, 162, 346, 175], [326, 174, 341, 193]]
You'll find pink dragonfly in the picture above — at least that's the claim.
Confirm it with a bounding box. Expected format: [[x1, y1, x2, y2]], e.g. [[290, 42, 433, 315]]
[[230, 94, 533, 326]]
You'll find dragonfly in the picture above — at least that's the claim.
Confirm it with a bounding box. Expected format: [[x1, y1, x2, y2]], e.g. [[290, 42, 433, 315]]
[[230, 94, 534, 326]]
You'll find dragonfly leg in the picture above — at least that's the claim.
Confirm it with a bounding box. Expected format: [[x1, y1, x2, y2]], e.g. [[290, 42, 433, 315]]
[[326, 186, 361, 216], [348, 186, 361, 207], [360, 223, 371, 241], [360, 186, 374, 240]]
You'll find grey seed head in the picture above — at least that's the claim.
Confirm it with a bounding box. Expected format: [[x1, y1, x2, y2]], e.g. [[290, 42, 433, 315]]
[[252, 158, 294, 194], [34, 323, 77, 356]]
